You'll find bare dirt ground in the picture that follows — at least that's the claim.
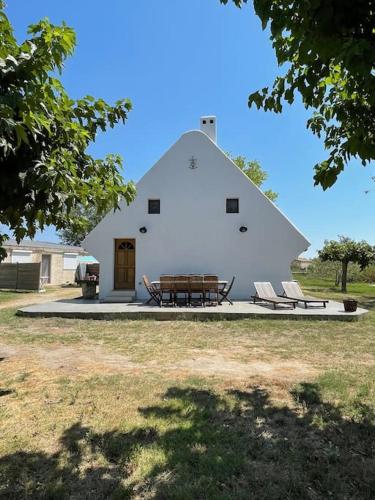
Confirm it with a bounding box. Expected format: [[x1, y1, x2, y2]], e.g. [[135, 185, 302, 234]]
[[173, 353, 317, 380], [0, 286, 318, 383], [0, 341, 317, 382]]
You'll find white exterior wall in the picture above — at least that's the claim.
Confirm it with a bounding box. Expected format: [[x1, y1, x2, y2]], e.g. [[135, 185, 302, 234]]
[[84, 130, 309, 300]]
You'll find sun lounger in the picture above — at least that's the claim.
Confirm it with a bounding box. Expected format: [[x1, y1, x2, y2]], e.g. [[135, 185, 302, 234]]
[[281, 281, 329, 309], [251, 282, 297, 309]]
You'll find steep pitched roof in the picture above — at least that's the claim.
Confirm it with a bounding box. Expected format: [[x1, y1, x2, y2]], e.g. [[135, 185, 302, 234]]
[[135, 129, 310, 247]]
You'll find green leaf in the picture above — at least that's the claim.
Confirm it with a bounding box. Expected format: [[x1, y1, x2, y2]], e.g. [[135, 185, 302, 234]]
[[15, 124, 29, 147], [220, 0, 375, 188], [0, 5, 135, 256]]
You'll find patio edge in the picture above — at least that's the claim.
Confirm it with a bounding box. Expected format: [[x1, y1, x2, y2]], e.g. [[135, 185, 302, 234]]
[[16, 309, 366, 322]]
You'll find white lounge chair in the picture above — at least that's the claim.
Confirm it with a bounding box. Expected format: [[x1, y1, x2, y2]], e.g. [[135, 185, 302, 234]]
[[251, 282, 297, 309], [281, 281, 329, 309]]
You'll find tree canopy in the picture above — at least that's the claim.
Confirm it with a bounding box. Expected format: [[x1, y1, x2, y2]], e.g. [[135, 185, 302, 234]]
[[0, 4, 135, 261], [57, 206, 104, 246], [228, 154, 278, 201], [318, 236, 375, 292], [220, 0, 375, 189]]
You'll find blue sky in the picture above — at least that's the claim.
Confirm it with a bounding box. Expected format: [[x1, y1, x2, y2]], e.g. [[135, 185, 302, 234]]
[[4, 0, 374, 256]]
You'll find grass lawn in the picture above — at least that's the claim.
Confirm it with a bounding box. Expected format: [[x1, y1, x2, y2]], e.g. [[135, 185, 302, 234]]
[[0, 280, 374, 499], [0, 291, 25, 303], [0, 286, 80, 310]]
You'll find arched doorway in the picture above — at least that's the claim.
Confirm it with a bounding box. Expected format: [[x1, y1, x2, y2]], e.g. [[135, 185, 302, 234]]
[[114, 239, 135, 289]]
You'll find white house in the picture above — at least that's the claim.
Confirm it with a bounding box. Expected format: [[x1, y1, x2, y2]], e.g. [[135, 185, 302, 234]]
[[84, 116, 310, 302]]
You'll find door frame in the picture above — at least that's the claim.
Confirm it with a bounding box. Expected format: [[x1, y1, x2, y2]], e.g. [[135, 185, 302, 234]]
[[41, 254, 51, 285], [114, 238, 136, 290]]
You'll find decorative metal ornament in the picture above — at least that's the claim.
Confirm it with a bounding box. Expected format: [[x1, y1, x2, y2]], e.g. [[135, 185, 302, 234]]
[[139, 226, 147, 234], [239, 226, 248, 233], [189, 156, 198, 169]]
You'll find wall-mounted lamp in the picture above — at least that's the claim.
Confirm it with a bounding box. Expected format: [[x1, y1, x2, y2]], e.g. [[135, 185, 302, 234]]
[[139, 226, 147, 234], [239, 226, 248, 233]]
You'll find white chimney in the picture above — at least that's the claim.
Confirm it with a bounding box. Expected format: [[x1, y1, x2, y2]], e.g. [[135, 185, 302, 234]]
[[200, 116, 217, 143]]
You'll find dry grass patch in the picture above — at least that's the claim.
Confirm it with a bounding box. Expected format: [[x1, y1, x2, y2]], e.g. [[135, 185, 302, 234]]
[[0, 286, 80, 310], [1, 310, 374, 373], [1, 366, 374, 499], [0, 280, 374, 498]]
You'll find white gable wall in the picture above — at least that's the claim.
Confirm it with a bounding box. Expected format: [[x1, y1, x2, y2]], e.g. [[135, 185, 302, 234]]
[[84, 130, 309, 300]]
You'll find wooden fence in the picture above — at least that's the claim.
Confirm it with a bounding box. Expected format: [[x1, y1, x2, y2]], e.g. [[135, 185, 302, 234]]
[[0, 262, 41, 291]]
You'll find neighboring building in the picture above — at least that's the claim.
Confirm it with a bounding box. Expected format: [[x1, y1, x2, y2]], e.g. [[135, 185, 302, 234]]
[[292, 256, 313, 271], [84, 116, 310, 302], [2, 240, 86, 285]]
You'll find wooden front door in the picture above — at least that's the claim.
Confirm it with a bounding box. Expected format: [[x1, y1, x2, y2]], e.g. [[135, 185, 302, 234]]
[[114, 239, 136, 289]]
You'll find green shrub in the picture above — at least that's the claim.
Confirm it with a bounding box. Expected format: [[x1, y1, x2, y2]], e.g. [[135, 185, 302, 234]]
[[306, 259, 365, 283], [291, 382, 321, 406], [361, 264, 375, 283]]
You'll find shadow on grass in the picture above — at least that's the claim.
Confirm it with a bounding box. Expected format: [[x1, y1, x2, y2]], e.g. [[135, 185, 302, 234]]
[[0, 357, 15, 399], [0, 384, 374, 499], [0, 389, 14, 397]]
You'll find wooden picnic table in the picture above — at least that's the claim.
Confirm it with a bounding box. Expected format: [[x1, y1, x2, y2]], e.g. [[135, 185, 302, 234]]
[[151, 279, 227, 306], [151, 280, 228, 287]]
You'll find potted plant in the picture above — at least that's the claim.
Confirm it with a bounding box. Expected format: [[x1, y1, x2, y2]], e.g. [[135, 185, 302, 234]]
[[343, 298, 358, 312]]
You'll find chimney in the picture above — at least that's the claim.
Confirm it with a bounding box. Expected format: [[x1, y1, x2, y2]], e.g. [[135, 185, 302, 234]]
[[200, 115, 217, 143]]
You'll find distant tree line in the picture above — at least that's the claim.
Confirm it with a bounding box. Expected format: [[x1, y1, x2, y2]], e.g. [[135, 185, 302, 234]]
[[299, 236, 375, 292], [303, 259, 375, 286]]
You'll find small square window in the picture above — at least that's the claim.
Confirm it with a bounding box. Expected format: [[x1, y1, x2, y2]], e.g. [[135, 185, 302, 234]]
[[202, 120, 206, 124], [226, 198, 239, 213], [148, 199, 160, 214], [210, 119, 214, 124]]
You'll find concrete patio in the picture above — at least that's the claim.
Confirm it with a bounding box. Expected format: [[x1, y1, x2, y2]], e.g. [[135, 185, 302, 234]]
[[17, 298, 368, 321]]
